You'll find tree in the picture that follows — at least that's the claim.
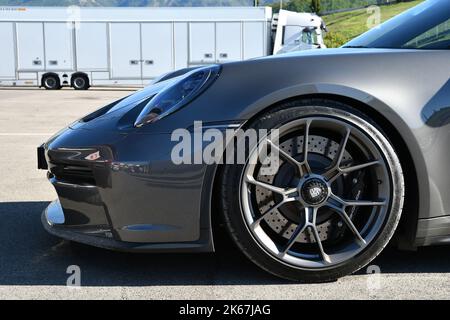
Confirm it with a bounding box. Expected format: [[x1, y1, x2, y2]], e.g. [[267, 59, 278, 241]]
[[285, 0, 311, 12], [310, 0, 321, 14]]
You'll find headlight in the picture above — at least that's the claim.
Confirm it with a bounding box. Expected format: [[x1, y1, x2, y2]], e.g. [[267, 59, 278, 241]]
[[134, 65, 221, 127]]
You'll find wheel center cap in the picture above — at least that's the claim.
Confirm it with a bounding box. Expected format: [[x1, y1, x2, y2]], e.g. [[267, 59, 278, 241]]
[[300, 178, 329, 206]]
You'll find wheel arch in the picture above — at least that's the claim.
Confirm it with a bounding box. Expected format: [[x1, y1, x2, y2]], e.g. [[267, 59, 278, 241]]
[[208, 92, 423, 250]]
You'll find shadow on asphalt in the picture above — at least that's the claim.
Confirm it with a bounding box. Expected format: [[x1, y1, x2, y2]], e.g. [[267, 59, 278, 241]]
[[0, 201, 449, 286]]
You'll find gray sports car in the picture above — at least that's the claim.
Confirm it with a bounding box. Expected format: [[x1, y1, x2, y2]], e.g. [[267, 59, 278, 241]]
[[38, 0, 450, 282]]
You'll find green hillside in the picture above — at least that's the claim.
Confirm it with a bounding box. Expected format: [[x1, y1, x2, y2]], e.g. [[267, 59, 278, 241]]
[[323, 0, 424, 47]]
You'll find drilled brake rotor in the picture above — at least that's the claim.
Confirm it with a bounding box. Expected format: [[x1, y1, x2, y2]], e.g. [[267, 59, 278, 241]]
[[255, 135, 353, 243]]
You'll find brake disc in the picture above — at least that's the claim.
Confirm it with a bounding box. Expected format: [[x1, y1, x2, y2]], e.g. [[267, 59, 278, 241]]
[[255, 135, 353, 243]]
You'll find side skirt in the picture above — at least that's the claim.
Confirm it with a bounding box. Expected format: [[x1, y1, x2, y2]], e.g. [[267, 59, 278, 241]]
[[415, 215, 450, 246]]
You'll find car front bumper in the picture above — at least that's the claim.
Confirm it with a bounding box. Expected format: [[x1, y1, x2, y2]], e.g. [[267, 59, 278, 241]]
[[41, 199, 211, 253], [38, 126, 215, 252]]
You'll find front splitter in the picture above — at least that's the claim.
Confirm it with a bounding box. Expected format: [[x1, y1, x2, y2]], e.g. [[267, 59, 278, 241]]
[[41, 200, 211, 253]]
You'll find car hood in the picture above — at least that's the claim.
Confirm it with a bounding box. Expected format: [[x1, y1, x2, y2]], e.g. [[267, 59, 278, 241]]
[[67, 78, 173, 133], [69, 67, 201, 133], [67, 48, 431, 134]]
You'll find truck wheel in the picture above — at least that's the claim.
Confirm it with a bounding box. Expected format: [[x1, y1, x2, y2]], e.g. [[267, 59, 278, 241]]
[[42, 75, 61, 90], [72, 75, 90, 90]]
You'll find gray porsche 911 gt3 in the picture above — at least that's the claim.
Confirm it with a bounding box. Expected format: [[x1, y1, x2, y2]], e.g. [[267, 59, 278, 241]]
[[38, 0, 450, 282]]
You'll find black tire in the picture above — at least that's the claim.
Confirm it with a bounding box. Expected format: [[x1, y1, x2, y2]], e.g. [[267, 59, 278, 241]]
[[42, 74, 61, 90], [219, 99, 404, 282], [72, 75, 90, 90]]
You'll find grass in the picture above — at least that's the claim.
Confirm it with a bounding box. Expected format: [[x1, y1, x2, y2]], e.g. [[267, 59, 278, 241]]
[[322, 0, 424, 48]]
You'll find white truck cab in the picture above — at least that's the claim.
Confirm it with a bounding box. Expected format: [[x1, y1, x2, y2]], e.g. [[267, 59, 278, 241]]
[[273, 9, 327, 54]]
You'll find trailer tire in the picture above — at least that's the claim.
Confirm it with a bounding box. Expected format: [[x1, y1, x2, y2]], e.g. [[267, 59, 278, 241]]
[[42, 74, 61, 90], [71, 74, 90, 90]]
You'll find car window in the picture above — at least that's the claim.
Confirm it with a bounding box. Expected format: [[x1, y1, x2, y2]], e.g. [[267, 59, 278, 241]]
[[283, 26, 318, 45], [302, 30, 318, 45], [404, 19, 450, 49], [344, 0, 450, 50]]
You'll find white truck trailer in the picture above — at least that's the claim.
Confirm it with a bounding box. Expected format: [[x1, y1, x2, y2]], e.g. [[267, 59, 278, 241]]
[[0, 6, 326, 90]]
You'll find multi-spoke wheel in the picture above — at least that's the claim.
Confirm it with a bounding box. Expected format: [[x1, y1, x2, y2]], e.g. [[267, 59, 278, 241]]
[[220, 100, 404, 282]]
